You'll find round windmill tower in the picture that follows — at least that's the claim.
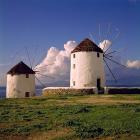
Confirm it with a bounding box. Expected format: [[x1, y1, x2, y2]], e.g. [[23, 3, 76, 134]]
[[6, 61, 35, 98], [70, 38, 105, 92]]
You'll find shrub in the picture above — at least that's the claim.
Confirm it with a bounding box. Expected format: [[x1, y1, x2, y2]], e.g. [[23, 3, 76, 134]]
[[75, 106, 92, 113], [63, 119, 81, 127], [75, 124, 104, 138], [134, 108, 140, 112]]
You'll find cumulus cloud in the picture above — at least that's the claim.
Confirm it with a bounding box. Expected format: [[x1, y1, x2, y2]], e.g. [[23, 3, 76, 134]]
[[35, 41, 77, 85], [99, 40, 112, 51], [126, 60, 140, 69]]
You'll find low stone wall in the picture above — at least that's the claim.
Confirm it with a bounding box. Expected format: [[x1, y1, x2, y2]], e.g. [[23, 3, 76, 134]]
[[107, 87, 140, 94], [43, 87, 140, 96], [43, 88, 97, 96]]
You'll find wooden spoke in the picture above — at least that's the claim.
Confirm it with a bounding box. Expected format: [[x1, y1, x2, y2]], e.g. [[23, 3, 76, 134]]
[[103, 58, 117, 83]]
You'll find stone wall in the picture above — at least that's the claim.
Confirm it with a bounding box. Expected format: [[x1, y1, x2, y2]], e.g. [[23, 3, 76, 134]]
[[43, 88, 97, 96], [43, 87, 140, 96], [106, 87, 140, 94]]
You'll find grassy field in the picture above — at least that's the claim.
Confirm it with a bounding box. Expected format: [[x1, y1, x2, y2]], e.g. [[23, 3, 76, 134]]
[[0, 94, 140, 140]]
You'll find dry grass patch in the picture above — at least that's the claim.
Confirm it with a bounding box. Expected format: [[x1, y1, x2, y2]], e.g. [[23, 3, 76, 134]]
[[28, 128, 73, 140], [75, 95, 140, 105]]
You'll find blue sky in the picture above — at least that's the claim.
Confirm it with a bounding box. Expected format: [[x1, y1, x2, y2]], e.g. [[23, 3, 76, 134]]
[[0, 0, 140, 86]]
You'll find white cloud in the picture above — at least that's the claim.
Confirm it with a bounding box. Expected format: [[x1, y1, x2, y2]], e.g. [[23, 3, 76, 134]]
[[35, 41, 77, 84], [99, 40, 112, 51], [126, 60, 140, 69]]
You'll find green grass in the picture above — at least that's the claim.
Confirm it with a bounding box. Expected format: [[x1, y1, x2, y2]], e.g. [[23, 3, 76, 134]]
[[109, 94, 140, 100], [0, 94, 140, 139]]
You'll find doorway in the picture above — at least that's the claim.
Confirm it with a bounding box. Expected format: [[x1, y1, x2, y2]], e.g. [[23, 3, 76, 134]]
[[97, 78, 101, 90], [25, 92, 30, 97]]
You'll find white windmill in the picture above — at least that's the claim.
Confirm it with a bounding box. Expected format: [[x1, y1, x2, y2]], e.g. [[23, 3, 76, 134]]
[[6, 47, 53, 98], [70, 36, 126, 94], [70, 38, 105, 93], [6, 61, 35, 98]]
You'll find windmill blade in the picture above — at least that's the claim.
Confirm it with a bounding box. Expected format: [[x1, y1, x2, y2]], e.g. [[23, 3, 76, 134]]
[[106, 48, 127, 56], [112, 28, 120, 43], [103, 46, 111, 54], [36, 73, 55, 79], [11, 47, 23, 63], [103, 26, 120, 53], [103, 58, 117, 83], [106, 23, 111, 39], [24, 46, 33, 69], [102, 40, 107, 51], [34, 63, 54, 70], [34, 68, 48, 73], [104, 50, 117, 56], [34, 68, 47, 72], [104, 56, 127, 68], [34, 48, 47, 68], [104, 54, 113, 58], [104, 47, 127, 61], [10, 46, 28, 64], [35, 63, 54, 69], [35, 76, 46, 88], [89, 32, 94, 41], [31, 46, 39, 68], [98, 23, 102, 42]]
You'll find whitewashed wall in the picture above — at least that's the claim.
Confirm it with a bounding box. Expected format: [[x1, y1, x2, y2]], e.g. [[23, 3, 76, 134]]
[[70, 52, 105, 88], [6, 74, 35, 98]]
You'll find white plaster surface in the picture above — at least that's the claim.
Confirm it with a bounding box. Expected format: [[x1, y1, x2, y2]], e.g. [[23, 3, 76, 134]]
[[70, 52, 105, 88], [6, 74, 35, 98]]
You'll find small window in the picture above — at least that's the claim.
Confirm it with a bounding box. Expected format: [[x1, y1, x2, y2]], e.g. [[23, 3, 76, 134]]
[[97, 52, 100, 57], [26, 74, 29, 78], [73, 54, 75, 58], [73, 81, 75, 86], [25, 92, 30, 97], [73, 64, 75, 69]]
